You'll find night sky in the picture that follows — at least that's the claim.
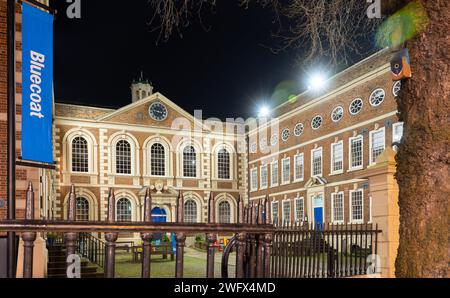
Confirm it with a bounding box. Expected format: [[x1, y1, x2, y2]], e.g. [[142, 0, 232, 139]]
[[49, 0, 372, 120]]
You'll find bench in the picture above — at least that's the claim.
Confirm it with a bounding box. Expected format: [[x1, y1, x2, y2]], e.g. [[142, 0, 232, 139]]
[[132, 242, 174, 262], [116, 241, 135, 253]]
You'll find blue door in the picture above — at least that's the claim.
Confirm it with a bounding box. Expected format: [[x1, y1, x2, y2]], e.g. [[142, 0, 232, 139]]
[[151, 207, 167, 240], [314, 207, 323, 227]]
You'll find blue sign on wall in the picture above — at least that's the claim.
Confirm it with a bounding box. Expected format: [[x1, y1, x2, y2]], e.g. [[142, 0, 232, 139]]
[[21, 3, 54, 164]]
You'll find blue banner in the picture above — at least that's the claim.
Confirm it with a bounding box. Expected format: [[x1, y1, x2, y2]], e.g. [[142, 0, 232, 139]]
[[21, 3, 54, 164]]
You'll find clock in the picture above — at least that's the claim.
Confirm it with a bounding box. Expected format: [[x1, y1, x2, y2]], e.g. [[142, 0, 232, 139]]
[[149, 102, 168, 121]]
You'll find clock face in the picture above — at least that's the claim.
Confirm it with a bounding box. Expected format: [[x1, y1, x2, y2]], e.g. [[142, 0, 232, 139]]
[[149, 102, 168, 121]]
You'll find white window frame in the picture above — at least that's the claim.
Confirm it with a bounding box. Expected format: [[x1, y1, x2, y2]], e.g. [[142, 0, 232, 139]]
[[271, 201, 279, 225], [348, 135, 364, 171], [293, 153, 304, 182], [331, 192, 345, 224], [260, 164, 268, 190], [330, 141, 344, 175], [294, 197, 305, 222], [392, 122, 404, 144], [250, 168, 258, 192], [311, 147, 323, 177], [270, 160, 279, 187], [349, 189, 364, 224], [281, 157, 291, 185], [282, 199, 291, 224], [369, 127, 386, 165]]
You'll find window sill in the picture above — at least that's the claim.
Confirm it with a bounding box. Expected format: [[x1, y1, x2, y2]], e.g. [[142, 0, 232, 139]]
[[270, 184, 279, 188], [66, 171, 98, 176], [144, 175, 174, 179], [293, 179, 304, 183], [280, 181, 290, 186], [349, 221, 364, 224], [329, 171, 344, 176], [347, 167, 363, 173], [260, 186, 268, 190]]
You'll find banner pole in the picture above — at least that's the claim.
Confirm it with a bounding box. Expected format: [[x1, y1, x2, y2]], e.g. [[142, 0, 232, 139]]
[[6, 0, 17, 279]]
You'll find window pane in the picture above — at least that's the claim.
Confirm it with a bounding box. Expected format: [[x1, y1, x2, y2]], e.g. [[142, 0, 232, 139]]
[[260, 165, 268, 188], [371, 130, 385, 163], [218, 201, 231, 223], [351, 137, 363, 168], [116, 198, 132, 222], [183, 146, 197, 177], [271, 162, 278, 186], [151, 143, 166, 176], [251, 169, 258, 190], [312, 150, 322, 176], [393, 123, 404, 143], [282, 201, 291, 223], [282, 159, 290, 183], [295, 198, 304, 222], [332, 143, 343, 172], [295, 155, 304, 181], [116, 140, 131, 174], [72, 137, 89, 172], [272, 202, 279, 225], [184, 200, 197, 223], [217, 148, 230, 179], [76, 197, 89, 221], [332, 193, 344, 222], [351, 191, 363, 222]]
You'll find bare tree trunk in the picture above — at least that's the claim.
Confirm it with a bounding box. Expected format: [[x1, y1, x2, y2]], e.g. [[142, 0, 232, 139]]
[[395, 0, 450, 278]]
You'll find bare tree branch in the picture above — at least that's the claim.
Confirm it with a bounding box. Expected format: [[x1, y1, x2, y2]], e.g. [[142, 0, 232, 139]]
[[147, 0, 383, 68]]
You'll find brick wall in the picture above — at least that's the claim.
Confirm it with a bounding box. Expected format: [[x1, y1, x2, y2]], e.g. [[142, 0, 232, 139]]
[[0, 0, 40, 225]]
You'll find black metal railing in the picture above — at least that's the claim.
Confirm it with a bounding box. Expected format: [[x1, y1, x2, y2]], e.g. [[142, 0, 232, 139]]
[[0, 183, 275, 278], [77, 233, 106, 270], [270, 222, 381, 278]]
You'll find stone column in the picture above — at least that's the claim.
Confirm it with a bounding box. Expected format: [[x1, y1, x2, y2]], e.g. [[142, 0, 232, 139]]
[[356, 147, 399, 278]]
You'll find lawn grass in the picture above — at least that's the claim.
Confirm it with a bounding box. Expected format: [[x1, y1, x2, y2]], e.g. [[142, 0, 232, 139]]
[[115, 251, 222, 278]]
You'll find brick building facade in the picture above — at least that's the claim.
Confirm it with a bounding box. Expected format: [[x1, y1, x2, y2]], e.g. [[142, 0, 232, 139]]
[[0, 0, 402, 243], [0, 0, 47, 227], [248, 50, 402, 226]]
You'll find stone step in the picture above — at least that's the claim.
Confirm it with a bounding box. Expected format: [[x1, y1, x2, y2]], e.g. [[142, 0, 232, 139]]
[[48, 272, 105, 279], [48, 265, 99, 275], [48, 260, 89, 269]]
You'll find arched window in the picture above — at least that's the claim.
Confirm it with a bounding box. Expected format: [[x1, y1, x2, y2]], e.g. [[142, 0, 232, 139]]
[[151, 143, 166, 176], [116, 198, 132, 222], [217, 148, 230, 179], [116, 140, 131, 174], [184, 200, 197, 223], [76, 197, 89, 221], [218, 201, 231, 223], [72, 137, 89, 172], [141, 90, 146, 99], [183, 146, 197, 177]]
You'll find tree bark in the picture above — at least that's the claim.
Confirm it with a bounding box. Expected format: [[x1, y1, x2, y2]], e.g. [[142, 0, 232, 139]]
[[395, 0, 450, 278]]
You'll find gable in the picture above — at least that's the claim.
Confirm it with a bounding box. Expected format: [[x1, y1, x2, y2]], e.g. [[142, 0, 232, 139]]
[[99, 93, 205, 130]]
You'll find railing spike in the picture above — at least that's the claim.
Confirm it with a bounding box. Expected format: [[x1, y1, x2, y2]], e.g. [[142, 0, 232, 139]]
[[208, 192, 215, 224], [237, 195, 244, 224], [107, 188, 115, 222], [265, 196, 271, 225], [25, 182, 34, 220], [68, 184, 76, 221], [143, 187, 152, 222], [177, 191, 184, 223]]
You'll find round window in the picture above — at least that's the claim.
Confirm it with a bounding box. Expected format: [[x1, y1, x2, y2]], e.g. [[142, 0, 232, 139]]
[[250, 143, 257, 153], [294, 123, 304, 136], [392, 81, 401, 97], [331, 106, 344, 122], [349, 98, 363, 115], [270, 134, 278, 146], [311, 115, 323, 130], [369, 88, 386, 107], [281, 129, 290, 142]]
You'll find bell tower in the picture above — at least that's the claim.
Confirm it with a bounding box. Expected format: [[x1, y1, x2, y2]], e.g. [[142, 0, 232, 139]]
[[131, 71, 154, 102]]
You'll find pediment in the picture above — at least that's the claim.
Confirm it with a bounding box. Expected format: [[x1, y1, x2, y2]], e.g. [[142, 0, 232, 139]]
[[305, 176, 328, 188], [98, 92, 206, 130]]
